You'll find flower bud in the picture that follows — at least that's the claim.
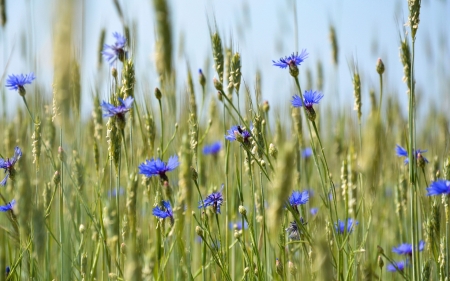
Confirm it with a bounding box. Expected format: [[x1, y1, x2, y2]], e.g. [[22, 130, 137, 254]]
[[199, 69, 206, 87], [376, 58, 385, 75], [155, 87, 162, 100], [276, 258, 284, 276], [377, 255, 384, 269], [262, 100, 270, 113], [213, 78, 223, 92], [79, 224, 86, 234], [195, 226, 204, 238], [53, 171, 61, 185], [111, 67, 118, 79], [377, 245, 384, 255], [239, 205, 247, 216]]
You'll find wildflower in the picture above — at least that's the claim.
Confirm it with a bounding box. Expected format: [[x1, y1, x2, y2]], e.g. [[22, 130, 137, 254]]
[[202, 141, 222, 155], [138, 155, 179, 182], [101, 96, 134, 129], [272, 50, 308, 77], [5, 73, 36, 96], [0, 199, 15, 212], [225, 125, 252, 145], [285, 219, 306, 240], [289, 190, 309, 207], [392, 240, 425, 256], [291, 90, 324, 121], [395, 145, 428, 165], [101, 32, 127, 65], [276, 258, 284, 276], [387, 261, 408, 272], [335, 218, 358, 234], [152, 200, 173, 221], [426, 179, 450, 196], [0, 146, 22, 186], [301, 147, 313, 159], [5, 266, 10, 277], [198, 69, 206, 88], [199, 189, 223, 214], [310, 208, 318, 215]]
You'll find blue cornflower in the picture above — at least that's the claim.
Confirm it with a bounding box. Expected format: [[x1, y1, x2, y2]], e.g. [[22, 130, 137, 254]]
[[387, 261, 408, 272], [0, 146, 22, 186], [203, 141, 222, 155], [395, 145, 428, 165], [335, 218, 358, 234], [272, 50, 308, 72], [289, 190, 309, 207], [6, 73, 36, 96], [285, 218, 306, 240], [225, 125, 252, 144], [102, 32, 127, 65], [392, 240, 425, 256], [138, 155, 179, 182], [426, 179, 450, 196], [152, 201, 173, 221], [199, 189, 223, 214], [301, 147, 313, 159], [310, 207, 318, 215], [0, 199, 15, 212], [101, 96, 134, 118], [101, 96, 134, 129], [291, 90, 324, 109], [5, 266, 10, 277]]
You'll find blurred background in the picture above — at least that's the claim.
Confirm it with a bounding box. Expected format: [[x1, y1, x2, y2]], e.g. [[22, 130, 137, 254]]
[[0, 0, 449, 118]]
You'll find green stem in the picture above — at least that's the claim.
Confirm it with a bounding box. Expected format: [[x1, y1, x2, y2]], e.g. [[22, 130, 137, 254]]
[[158, 99, 164, 157], [378, 73, 383, 116]]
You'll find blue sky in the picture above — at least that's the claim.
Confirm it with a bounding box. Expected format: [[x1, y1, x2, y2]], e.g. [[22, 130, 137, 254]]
[[1, 0, 449, 118]]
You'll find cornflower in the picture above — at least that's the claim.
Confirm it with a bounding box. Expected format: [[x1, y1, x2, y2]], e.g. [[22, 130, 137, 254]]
[[202, 141, 222, 155], [100, 96, 134, 129], [138, 155, 179, 182], [289, 190, 309, 212], [225, 125, 252, 146], [426, 179, 450, 196], [335, 218, 358, 234], [0, 200, 15, 212], [272, 50, 308, 77], [5, 73, 36, 96], [0, 147, 22, 186], [387, 261, 408, 272], [152, 200, 174, 223], [199, 189, 223, 214], [101, 32, 127, 65], [395, 144, 428, 165], [291, 90, 324, 121], [392, 240, 425, 256]]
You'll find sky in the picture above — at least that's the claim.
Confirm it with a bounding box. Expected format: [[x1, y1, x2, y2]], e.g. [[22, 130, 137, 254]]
[[0, 0, 449, 119]]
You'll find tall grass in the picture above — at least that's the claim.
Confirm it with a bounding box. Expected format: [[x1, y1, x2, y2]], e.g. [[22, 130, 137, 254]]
[[0, 0, 448, 280]]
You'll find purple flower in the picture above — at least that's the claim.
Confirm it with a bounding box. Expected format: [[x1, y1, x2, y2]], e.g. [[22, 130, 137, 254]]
[[310, 208, 318, 215], [285, 218, 306, 240], [395, 145, 428, 164], [0, 199, 15, 212], [6, 73, 36, 96], [335, 218, 358, 234], [291, 90, 324, 109], [225, 125, 252, 144], [102, 32, 127, 65], [100, 96, 134, 118], [387, 261, 407, 272], [289, 190, 309, 207], [139, 155, 179, 182], [199, 189, 223, 214], [301, 147, 313, 159], [426, 180, 450, 196], [272, 50, 308, 69], [392, 240, 425, 256], [152, 201, 173, 221], [203, 141, 222, 155], [0, 147, 22, 186]]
